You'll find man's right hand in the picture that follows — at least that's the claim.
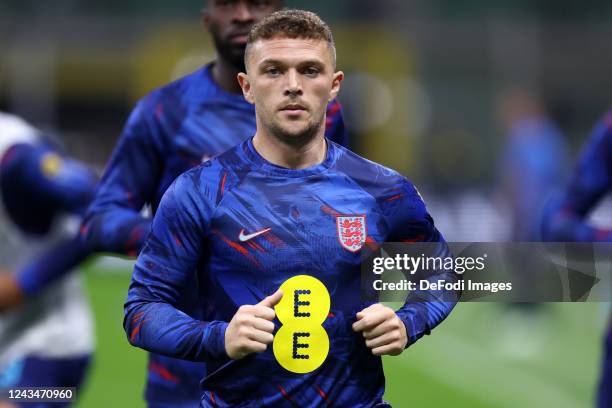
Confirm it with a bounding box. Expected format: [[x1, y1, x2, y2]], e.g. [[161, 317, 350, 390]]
[[224, 289, 283, 360]]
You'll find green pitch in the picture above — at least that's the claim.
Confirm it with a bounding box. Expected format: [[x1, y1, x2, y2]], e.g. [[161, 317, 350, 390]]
[[76, 263, 604, 408]]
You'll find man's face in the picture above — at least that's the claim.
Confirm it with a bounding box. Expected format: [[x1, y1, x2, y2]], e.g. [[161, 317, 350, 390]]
[[238, 37, 343, 143], [203, 0, 282, 70]]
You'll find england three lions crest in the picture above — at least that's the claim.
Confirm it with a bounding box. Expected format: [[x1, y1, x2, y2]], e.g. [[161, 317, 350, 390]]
[[336, 215, 367, 252]]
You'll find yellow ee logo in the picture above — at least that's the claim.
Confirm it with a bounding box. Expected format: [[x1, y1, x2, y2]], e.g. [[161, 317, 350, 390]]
[[40, 153, 63, 179], [273, 275, 330, 374]]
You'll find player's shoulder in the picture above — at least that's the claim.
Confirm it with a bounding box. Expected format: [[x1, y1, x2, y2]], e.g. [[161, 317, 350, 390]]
[[331, 142, 412, 189], [162, 164, 214, 214], [172, 141, 250, 203], [132, 66, 211, 118], [331, 141, 427, 211], [326, 98, 343, 114]]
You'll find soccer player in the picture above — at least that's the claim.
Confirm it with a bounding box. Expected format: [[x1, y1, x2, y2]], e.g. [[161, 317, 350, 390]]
[[496, 88, 567, 241], [82, 1, 347, 406], [0, 112, 96, 408], [541, 110, 612, 407], [124, 10, 457, 407]]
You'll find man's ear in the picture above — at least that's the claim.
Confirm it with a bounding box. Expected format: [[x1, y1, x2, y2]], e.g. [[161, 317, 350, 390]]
[[329, 71, 344, 102], [237, 73, 254, 104], [201, 9, 210, 30]]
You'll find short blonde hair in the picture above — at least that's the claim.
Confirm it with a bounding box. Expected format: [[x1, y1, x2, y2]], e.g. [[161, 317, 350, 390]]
[[244, 9, 336, 69]]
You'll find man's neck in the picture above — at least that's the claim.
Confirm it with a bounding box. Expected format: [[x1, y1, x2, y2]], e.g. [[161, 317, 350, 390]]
[[210, 57, 244, 94], [252, 130, 327, 170]]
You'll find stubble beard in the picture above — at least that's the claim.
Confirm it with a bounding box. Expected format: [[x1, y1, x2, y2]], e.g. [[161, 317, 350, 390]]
[[268, 110, 326, 148], [212, 32, 247, 72]]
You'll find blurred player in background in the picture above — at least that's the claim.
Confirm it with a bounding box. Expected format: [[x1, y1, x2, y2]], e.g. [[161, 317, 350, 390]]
[[497, 88, 568, 242], [494, 88, 569, 339], [124, 10, 457, 407], [0, 112, 97, 408], [541, 110, 612, 407], [82, 1, 347, 407]]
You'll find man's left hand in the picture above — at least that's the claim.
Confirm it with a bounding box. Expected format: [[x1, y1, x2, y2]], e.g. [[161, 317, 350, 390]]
[[352, 303, 408, 356]]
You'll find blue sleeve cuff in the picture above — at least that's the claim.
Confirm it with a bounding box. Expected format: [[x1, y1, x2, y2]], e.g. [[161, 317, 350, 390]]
[[202, 320, 229, 361], [396, 307, 429, 347]]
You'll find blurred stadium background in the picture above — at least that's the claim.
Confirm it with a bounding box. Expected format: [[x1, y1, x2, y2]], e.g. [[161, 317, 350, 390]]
[[1, 0, 611, 406]]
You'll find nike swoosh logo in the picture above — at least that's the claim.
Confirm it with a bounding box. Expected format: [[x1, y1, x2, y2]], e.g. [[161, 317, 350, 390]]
[[238, 228, 271, 242]]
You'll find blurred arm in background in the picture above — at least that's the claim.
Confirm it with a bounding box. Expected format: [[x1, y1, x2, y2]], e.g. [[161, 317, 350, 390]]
[[0, 236, 90, 312], [541, 111, 612, 242], [81, 97, 164, 256], [0, 123, 97, 311]]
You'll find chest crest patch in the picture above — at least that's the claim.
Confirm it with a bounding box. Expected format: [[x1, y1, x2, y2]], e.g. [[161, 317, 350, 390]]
[[336, 215, 367, 252]]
